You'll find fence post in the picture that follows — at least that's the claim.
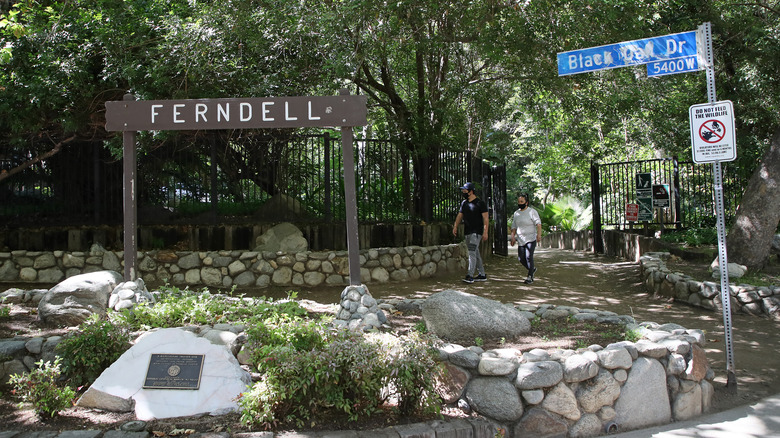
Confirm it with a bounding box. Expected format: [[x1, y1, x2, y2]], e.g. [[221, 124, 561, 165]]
[[492, 164, 508, 256], [673, 155, 681, 230], [209, 134, 218, 225], [591, 161, 604, 254], [324, 132, 332, 223]]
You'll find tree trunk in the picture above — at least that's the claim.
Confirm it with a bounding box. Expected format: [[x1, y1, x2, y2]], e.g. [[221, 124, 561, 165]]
[[726, 127, 780, 269]]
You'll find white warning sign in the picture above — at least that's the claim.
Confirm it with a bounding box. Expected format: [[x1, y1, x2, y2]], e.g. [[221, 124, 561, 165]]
[[689, 100, 736, 163]]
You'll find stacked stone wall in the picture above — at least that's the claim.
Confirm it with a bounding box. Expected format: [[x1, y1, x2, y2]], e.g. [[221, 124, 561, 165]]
[[0, 243, 466, 289], [640, 252, 780, 320], [381, 299, 714, 436]]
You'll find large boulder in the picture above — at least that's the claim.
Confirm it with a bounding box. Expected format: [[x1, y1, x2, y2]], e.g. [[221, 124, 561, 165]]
[[38, 270, 123, 326], [421, 290, 531, 344], [77, 328, 251, 420], [253, 222, 308, 253]]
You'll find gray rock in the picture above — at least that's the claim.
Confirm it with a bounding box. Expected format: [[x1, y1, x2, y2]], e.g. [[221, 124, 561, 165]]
[[38, 270, 123, 326], [569, 413, 603, 438], [597, 346, 633, 369], [634, 339, 668, 358], [673, 381, 702, 420], [541, 382, 580, 421], [564, 353, 599, 382], [576, 369, 620, 413], [253, 222, 308, 252], [465, 377, 524, 422], [421, 290, 530, 344], [0, 340, 27, 356], [77, 387, 135, 412], [615, 357, 671, 430], [477, 357, 517, 376], [513, 407, 568, 437], [515, 361, 563, 389], [521, 389, 544, 405]]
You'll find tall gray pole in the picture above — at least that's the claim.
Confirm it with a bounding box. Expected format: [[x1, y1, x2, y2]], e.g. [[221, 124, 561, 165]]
[[701, 21, 737, 391], [122, 94, 138, 281]]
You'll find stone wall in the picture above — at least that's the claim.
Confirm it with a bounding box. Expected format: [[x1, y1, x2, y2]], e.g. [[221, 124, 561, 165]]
[[640, 252, 780, 320], [382, 298, 714, 437], [0, 243, 467, 289]]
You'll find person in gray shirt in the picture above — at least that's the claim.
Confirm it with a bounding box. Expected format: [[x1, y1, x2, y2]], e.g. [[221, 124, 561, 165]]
[[510, 193, 542, 284]]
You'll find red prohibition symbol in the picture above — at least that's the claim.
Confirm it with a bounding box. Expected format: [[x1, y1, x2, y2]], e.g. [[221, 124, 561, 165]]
[[699, 119, 726, 143]]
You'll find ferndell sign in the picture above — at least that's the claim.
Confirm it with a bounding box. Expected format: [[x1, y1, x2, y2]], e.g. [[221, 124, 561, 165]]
[[105, 96, 367, 131]]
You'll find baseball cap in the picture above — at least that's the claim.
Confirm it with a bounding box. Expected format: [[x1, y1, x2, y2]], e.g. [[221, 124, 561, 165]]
[[459, 182, 475, 191]]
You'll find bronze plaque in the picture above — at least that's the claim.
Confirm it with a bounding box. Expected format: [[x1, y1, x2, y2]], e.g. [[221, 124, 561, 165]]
[[143, 354, 205, 390]]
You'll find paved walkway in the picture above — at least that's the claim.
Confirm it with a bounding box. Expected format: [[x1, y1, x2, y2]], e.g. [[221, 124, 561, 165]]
[[613, 392, 780, 437]]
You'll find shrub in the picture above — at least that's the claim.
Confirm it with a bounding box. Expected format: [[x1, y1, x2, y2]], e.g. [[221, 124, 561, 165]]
[[8, 358, 76, 417], [387, 332, 441, 416], [240, 318, 387, 427], [109, 286, 306, 330], [239, 314, 443, 429], [55, 314, 132, 387]]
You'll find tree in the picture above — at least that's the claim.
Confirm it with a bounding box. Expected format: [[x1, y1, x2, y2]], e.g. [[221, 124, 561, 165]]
[[252, 0, 523, 220], [726, 127, 780, 269]]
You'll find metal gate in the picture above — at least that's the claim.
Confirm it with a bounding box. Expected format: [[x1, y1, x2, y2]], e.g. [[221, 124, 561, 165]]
[[591, 157, 749, 252]]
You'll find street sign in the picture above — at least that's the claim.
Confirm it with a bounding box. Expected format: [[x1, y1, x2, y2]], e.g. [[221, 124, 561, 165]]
[[626, 203, 639, 222], [636, 172, 652, 193], [653, 184, 670, 208], [689, 100, 736, 163], [647, 55, 700, 77], [637, 196, 653, 221], [557, 31, 698, 76]]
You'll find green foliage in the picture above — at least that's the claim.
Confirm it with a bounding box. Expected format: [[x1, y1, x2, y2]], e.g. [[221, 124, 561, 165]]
[[55, 315, 132, 387], [624, 328, 643, 343], [0, 305, 10, 319], [390, 332, 441, 416], [659, 228, 718, 247], [108, 286, 306, 330], [537, 196, 592, 232], [239, 317, 440, 428], [8, 358, 76, 417]]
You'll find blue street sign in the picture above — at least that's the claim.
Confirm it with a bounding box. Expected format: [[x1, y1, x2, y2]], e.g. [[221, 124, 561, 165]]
[[647, 55, 700, 77], [557, 31, 698, 76]]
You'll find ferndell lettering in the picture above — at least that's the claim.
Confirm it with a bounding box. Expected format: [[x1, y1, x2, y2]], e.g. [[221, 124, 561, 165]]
[[105, 95, 367, 131]]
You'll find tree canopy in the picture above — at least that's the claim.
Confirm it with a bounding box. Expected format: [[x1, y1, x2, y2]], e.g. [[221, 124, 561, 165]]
[[1, 0, 778, 221]]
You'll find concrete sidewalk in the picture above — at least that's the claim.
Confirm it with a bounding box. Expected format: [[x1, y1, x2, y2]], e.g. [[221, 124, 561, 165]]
[[612, 392, 780, 437]]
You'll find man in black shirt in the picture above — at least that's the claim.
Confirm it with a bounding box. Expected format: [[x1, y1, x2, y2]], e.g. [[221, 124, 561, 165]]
[[452, 182, 489, 283]]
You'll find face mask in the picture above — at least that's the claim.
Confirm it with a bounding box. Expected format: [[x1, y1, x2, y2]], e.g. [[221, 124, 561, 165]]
[[518, 203, 527, 209], [462, 192, 470, 199]]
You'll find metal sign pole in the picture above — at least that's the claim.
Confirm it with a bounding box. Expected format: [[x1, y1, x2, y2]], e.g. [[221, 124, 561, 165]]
[[702, 21, 737, 391]]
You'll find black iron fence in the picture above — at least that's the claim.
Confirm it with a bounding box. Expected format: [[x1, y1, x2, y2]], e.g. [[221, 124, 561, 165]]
[[591, 157, 751, 231], [1, 133, 504, 230]]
